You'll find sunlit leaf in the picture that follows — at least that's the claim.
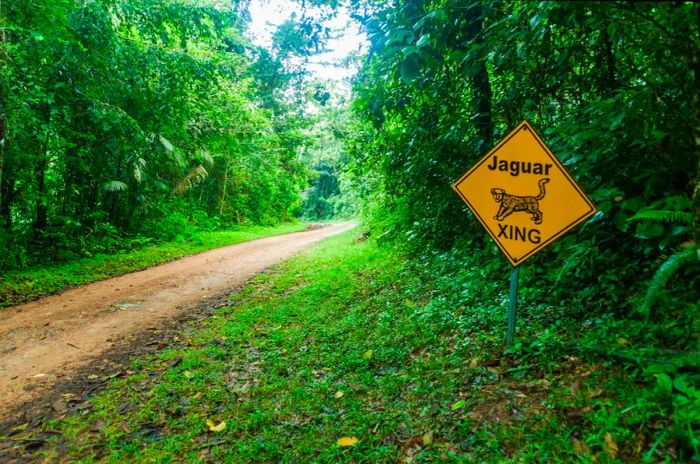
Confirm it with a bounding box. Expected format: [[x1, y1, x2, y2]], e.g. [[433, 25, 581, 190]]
[[158, 134, 174, 152], [336, 436, 358, 447], [206, 419, 226, 432], [102, 180, 128, 193], [450, 400, 465, 411]]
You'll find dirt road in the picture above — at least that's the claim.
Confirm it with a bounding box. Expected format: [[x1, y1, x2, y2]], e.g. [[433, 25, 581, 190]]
[[0, 222, 355, 420]]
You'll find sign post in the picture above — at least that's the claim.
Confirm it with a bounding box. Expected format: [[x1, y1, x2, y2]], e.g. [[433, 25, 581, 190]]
[[507, 266, 519, 346], [452, 121, 595, 345]]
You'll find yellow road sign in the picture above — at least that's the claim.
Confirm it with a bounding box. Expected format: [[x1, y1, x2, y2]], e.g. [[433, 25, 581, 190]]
[[452, 121, 595, 266]]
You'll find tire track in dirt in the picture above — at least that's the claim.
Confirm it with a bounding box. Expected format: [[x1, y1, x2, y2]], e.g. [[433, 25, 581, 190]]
[[0, 222, 356, 420]]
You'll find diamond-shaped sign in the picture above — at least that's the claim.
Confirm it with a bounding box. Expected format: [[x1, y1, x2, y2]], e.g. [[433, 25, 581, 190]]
[[452, 121, 595, 266]]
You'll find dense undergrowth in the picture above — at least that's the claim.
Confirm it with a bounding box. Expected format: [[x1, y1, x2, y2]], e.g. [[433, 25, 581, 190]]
[[10, 231, 697, 463]]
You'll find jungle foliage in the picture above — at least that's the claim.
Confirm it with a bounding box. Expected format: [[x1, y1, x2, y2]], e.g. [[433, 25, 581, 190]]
[[2, 0, 700, 460], [301, 89, 357, 220], [346, 0, 700, 458], [0, 0, 331, 270]]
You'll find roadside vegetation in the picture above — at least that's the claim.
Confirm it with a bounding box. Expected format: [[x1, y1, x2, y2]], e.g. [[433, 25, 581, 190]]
[[0, 0, 335, 273], [0, 222, 306, 308], [8, 231, 693, 462]]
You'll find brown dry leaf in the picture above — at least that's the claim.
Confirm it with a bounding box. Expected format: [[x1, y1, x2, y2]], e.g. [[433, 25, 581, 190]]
[[572, 438, 591, 455], [90, 420, 106, 433], [570, 380, 581, 396], [337, 436, 359, 447], [52, 400, 68, 413], [206, 419, 226, 432], [604, 433, 618, 460]]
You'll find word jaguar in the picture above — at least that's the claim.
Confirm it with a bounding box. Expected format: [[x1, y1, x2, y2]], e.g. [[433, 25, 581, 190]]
[[487, 156, 553, 177], [491, 178, 550, 224]]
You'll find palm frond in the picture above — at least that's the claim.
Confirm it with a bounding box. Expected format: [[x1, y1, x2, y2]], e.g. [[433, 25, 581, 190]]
[[158, 134, 175, 152], [199, 149, 215, 167], [627, 210, 692, 225], [132, 157, 147, 183], [639, 246, 698, 317], [173, 165, 208, 195], [102, 180, 128, 193]]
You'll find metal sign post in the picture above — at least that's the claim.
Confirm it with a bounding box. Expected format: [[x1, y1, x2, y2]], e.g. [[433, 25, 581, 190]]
[[507, 266, 519, 346]]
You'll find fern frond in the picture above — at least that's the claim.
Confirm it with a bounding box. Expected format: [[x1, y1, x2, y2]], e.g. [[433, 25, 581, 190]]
[[627, 210, 692, 225], [639, 246, 698, 317], [173, 165, 208, 195], [102, 180, 128, 193]]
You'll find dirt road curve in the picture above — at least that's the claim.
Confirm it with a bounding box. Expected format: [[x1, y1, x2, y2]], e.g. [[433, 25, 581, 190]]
[[0, 222, 355, 419]]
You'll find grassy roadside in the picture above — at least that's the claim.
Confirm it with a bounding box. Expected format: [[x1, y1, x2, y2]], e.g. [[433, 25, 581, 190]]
[[0, 222, 307, 308], [10, 230, 686, 462]]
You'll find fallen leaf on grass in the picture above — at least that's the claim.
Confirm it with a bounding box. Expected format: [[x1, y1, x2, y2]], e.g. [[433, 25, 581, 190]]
[[10, 423, 29, 434], [90, 420, 106, 433], [362, 350, 373, 360], [422, 431, 433, 446], [616, 338, 630, 346], [334, 390, 345, 399], [337, 436, 359, 447], [450, 400, 466, 411], [604, 433, 618, 460], [206, 419, 226, 432], [52, 400, 68, 413], [572, 438, 591, 455], [184, 371, 194, 379]]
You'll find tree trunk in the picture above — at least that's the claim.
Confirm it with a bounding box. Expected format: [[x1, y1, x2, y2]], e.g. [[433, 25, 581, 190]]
[[692, 4, 700, 248], [33, 129, 50, 236], [0, 169, 12, 230], [465, 3, 493, 150], [219, 161, 229, 216], [0, 85, 7, 229]]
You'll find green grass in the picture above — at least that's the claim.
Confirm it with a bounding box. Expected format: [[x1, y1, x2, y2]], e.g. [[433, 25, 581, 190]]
[[0, 222, 307, 308], [16, 230, 688, 463]]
